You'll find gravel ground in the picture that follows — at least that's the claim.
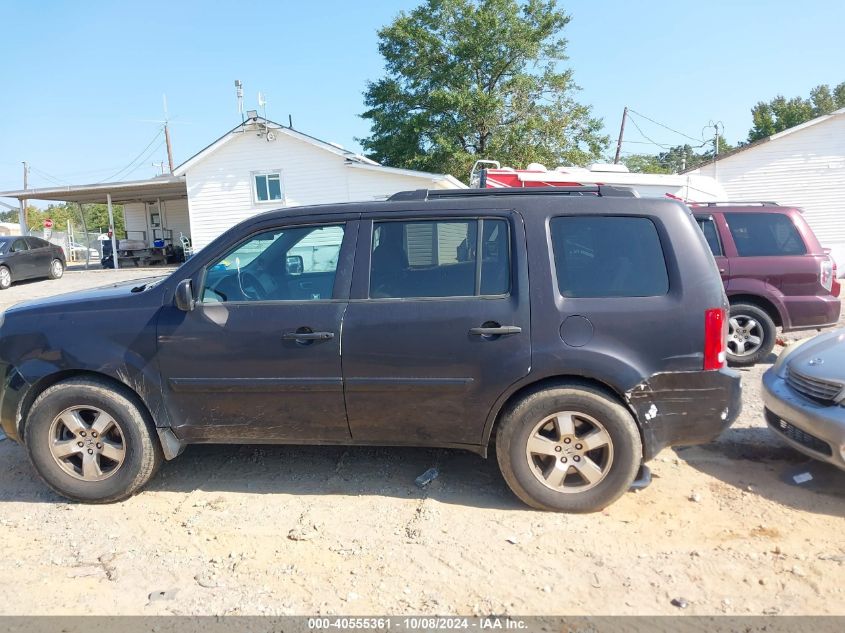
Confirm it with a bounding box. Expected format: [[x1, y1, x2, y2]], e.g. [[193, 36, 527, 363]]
[[0, 270, 843, 616]]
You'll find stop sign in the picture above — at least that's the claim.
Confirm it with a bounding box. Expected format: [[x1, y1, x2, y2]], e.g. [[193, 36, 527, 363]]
[[44, 219, 53, 229]]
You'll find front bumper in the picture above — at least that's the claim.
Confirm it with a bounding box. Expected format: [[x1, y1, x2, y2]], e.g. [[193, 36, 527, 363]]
[[762, 368, 845, 470], [626, 368, 742, 461]]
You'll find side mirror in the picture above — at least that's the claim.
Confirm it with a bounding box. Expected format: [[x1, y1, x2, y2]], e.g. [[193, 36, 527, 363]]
[[174, 279, 195, 312], [286, 255, 304, 275]]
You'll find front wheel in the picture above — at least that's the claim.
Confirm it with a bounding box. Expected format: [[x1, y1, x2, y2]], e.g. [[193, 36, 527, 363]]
[[727, 302, 776, 366], [0, 265, 10, 290], [24, 377, 163, 503], [496, 385, 642, 512], [48, 258, 64, 279]]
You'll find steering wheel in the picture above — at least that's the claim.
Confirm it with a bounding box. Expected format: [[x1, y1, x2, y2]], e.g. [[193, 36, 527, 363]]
[[239, 271, 267, 301]]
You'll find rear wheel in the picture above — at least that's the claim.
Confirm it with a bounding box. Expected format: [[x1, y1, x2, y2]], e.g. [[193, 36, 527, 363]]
[[727, 302, 776, 366], [0, 265, 10, 290], [48, 258, 64, 279], [496, 385, 642, 512], [24, 378, 162, 503]]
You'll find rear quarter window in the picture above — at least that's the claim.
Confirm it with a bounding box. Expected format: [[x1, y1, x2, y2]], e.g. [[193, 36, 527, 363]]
[[550, 216, 669, 298], [695, 217, 723, 256], [725, 212, 806, 256]]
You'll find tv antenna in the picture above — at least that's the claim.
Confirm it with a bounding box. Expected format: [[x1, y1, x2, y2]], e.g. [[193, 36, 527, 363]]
[[257, 91, 269, 137], [234, 79, 244, 126]]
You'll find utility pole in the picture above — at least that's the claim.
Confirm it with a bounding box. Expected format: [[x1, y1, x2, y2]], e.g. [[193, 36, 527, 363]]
[[613, 107, 628, 164], [19, 161, 29, 235], [703, 120, 724, 181], [163, 94, 175, 174]]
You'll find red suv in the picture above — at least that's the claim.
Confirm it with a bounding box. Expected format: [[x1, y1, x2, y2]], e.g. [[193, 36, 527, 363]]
[[694, 203, 841, 365]]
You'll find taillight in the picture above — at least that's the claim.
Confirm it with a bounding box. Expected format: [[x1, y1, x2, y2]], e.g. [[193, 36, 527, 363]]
[[819, 258, 840, 297], [704, 308, 726, 370], [820, 258, 833, 292]]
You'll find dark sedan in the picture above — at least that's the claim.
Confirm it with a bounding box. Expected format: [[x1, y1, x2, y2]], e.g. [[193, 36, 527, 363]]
[[0, 236, 66, 289]]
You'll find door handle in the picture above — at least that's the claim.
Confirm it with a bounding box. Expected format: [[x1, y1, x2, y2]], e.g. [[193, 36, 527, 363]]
[[469, 325, 522, 336], [282, 331, 335, 341]]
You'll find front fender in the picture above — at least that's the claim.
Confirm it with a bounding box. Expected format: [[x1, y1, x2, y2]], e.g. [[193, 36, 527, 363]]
[[0, 299, 167, 439]]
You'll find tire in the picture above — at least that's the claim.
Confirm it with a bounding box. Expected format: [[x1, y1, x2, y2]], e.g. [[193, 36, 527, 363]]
[[727, 302, 776, 367], [48, 258, 64, 280], [496, 384, 642, 512], [0, 265, 10, 290], [24, 377, 163, 503]]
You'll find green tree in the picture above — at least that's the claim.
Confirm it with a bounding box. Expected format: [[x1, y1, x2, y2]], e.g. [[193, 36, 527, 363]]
[[25, 202, 124, 240], [622, 139, 734, 175], [360, 0, 608, 181], [748, 82, 845, 142]]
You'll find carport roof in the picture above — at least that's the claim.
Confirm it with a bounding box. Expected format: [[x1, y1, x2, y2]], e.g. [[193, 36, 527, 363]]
[[0, 175, 187, 204]]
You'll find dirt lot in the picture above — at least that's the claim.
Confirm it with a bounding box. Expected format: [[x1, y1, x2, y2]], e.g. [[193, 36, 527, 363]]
[[0, 270, 843, 616]]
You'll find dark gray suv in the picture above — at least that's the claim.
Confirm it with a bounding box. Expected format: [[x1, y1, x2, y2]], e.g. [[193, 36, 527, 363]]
[[0, 187, 741, 512]]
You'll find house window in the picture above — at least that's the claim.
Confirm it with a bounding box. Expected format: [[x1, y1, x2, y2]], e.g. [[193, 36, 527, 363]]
[[254, 171, 283, 203]]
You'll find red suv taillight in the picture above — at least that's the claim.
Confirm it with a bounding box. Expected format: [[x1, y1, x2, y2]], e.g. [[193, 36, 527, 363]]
[[823, 258, 841, 297], [704, 308, 726, 370]]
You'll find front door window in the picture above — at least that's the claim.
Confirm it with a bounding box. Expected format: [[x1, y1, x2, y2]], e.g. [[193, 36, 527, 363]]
[[202, 224, 345, 302]]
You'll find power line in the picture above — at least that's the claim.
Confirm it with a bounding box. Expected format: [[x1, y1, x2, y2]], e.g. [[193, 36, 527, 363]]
[[626, 115, 670, 150], [627, 109, 702, 143], [98, 129, 164, 183]]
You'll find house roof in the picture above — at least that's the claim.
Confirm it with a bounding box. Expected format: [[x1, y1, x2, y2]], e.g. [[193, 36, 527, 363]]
[[683, 106, 845, 173], [0, 116, 464, 204], [172, 115, 381, 176], [0, 175, 187, 204]]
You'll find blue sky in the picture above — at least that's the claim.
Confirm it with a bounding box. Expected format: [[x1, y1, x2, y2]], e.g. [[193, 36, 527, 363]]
[[1, 0, 843, 197]]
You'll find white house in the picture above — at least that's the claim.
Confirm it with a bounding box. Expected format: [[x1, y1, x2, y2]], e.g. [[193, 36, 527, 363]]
[[0, 115, 464, 253], [686, 107, 845, 261]]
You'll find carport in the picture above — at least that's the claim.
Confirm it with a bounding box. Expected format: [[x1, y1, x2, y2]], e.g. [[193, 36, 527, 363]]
[[0, 176, 187, 269]]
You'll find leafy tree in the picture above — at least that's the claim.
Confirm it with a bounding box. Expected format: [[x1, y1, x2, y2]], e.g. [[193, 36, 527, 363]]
[[748, 82, 845, 142], [360, 0, 608, 181], [24, 202, 124, 241], [622, 139, 734, 175]]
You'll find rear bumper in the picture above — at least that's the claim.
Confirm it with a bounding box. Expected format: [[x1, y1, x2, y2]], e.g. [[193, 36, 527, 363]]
[[626, 368, 742, 461], [762, 368, 845, 470], [781, 294, 841, 332]]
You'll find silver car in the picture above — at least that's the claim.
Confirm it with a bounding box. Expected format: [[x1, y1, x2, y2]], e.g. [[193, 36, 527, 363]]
[[763, 328, 845, 470]]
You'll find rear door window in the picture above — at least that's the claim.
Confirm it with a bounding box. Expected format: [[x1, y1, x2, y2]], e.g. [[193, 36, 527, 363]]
[[725, 212, 806, 256], [550, 216, 669, 298], [370, 218, 510, 298], [695, 217, 723, 256]]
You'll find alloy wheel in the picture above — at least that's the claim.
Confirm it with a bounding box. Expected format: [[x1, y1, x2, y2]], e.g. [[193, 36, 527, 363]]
[[525, 411, 614, 493], [0, 268, 10, 288], [48, 406, 126, 481], [728, 315, 763, 357], [51, 260, 64, 278]]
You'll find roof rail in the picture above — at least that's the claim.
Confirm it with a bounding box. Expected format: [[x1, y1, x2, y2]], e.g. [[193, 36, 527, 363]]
[[695, 201, 780, 207], [388, 185, 637, 202]]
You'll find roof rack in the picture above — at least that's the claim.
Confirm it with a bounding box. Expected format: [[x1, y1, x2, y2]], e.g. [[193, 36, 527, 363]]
[[388, 185, 637, 202], [696, 201, 780, 207]]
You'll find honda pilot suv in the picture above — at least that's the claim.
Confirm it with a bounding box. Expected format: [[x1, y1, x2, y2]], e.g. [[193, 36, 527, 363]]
[[0, 187, 741, 512], [694, 203, 840, 366]]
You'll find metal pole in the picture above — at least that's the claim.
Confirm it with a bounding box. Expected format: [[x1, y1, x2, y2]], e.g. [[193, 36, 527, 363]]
[[77, 203, 90, 270], [107, 193, 119, 270], [18, 161, 28, 234], [613, 107, 628, 164]]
